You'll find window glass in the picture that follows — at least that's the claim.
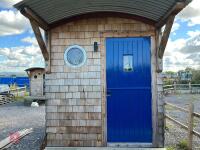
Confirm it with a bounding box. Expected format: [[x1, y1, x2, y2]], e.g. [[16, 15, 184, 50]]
[[123, 55, 133, 72], [67, 48, 84, 66], [64, 45, 87, 68]]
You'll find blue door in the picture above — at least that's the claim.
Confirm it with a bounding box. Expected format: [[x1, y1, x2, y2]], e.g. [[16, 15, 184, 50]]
[[106, 37, 152, 143]]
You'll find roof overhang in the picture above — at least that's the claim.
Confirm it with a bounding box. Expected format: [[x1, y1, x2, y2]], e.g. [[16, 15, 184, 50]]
[[14, 0, 192, 30], [25, 67, 45, 72], [15, 0, 192, 73]]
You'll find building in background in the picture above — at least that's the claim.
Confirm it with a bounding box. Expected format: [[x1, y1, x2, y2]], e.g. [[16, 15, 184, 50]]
[[178, 70, 192, 81]]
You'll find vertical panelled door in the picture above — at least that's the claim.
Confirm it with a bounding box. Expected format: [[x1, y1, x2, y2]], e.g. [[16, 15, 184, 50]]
[[106, 37, 152, 143]]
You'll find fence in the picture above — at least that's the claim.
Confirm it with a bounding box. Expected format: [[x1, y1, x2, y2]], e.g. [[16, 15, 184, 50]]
[[9, 86, 27, 97], [163, 83, 200, 95], [164, 102, 200, 150]]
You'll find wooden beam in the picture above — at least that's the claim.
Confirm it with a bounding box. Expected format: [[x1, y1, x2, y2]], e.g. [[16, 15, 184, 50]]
[[45, 31, 51, 74], [156, 2, 187, 28], [188, 103, 194, 150], [21, 7, 49, 30], [156, 29, 163, 73], [30, 20, 49, 61], [158, 15, 175, 59], [165, 102, 189, 113], [165, 114, 188, 130]]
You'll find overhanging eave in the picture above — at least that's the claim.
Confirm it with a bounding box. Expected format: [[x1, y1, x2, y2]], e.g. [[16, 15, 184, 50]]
[[14, 0, 192, 30]]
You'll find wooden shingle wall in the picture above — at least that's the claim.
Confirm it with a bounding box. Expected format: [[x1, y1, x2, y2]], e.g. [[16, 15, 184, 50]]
[[45, 17, 164, 147], [30, 70, 44, 96]]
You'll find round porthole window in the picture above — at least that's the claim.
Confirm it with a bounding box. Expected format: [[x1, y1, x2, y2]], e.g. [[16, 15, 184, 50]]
[[64, 45, 87, 68]]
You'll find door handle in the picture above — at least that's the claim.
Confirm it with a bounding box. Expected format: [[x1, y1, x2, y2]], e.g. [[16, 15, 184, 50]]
[[107, 91, 111, 97]]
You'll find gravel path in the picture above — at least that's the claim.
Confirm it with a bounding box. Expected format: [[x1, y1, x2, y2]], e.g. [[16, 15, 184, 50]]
[[164, 94, 200, 149], [0, 101, 45, 150]]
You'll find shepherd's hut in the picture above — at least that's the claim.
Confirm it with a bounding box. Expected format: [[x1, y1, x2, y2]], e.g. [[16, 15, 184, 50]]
[[15, 0, 191, 148]]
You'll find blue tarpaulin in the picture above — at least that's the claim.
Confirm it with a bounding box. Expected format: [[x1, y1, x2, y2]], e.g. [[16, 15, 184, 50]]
[[0, 77, 30, 87]]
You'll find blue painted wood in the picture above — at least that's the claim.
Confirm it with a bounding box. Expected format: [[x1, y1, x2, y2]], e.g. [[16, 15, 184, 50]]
[[106, 37, 152, 143]]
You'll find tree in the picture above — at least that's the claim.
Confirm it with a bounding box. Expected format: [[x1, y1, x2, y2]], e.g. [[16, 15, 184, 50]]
[[191, 69, 200, 84]]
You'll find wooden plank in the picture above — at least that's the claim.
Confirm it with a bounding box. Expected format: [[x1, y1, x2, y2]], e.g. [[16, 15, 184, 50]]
[[156, 2, 188, 28], [165, 114, 188, 130], [193, 112, 200, 118], [0, 128, 33, 149], [30, 20, 49, 61], [158, 15, 175, 59], [165, 102, 188, 113], [45, 31, 51, 74], [193, 130, 200, 138], [155, 29, 163, 73], [21, 7, 49, 30], [188, 103, 194, 150], [0, 95, 13, 105], [150, 35, 159, 147]]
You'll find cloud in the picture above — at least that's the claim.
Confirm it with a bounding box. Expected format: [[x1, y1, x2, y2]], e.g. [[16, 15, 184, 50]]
[[164, 29, 200, 71], [0, 10, 30, 36], [171, 22, 180, 33], [0, 43, 44, 72], [164, 38, 186, 57], [21, 36, 38, 46], [179, 34, 200, 54], [187, 30, 200, 38], [163, 53, 196, 71], [177, 0, 200, 26], [0, 0, 21, 9]]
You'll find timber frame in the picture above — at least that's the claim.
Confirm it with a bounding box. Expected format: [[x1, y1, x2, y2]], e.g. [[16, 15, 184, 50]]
[[20, 7, 51, 73], [156, 1, 191, 72], [16, 1, 191, 74]]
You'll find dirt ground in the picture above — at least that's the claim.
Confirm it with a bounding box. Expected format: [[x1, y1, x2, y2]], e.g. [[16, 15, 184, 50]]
[[0, 101, 45, 150], [164, 94, 200, 149]]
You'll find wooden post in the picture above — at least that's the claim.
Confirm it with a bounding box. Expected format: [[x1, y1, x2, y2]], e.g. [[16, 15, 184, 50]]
[[164, 103, 167, 130], [189, 82, 192, 93], [188, 103, 194, 150], [17, 88, 19, 97], [24, 86, 27, 96], [174, 82, 177, 94]]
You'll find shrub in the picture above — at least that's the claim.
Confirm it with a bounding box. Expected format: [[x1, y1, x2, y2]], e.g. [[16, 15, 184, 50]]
[[177, 140, 189, 150]]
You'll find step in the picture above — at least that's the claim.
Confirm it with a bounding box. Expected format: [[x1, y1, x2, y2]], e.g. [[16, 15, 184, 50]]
[[45, 147, 166, 150]]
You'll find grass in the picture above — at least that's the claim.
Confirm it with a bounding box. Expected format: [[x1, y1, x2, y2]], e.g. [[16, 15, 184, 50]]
[[167, 140, 189, 150], [176, 140, 189, 150], [14, 96, 25, 102], [167, 146, 176, 150], [13, 92, 29, 101], [165, 121, 174, 131]]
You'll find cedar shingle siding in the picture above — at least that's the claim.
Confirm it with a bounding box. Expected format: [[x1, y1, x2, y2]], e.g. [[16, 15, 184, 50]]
[[45, 17, 164, 147]]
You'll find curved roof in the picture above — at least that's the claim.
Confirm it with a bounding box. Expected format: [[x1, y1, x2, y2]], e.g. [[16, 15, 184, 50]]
[[25, 67, 45, 72], [14, 0, 191, 28]]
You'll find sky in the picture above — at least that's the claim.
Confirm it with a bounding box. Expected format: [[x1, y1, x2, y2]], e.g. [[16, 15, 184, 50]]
[[0, 0, 200, 72]]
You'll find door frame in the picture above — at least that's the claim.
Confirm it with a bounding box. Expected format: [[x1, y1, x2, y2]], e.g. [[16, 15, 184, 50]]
[[100, 31, 158, 147]]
